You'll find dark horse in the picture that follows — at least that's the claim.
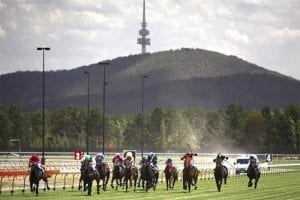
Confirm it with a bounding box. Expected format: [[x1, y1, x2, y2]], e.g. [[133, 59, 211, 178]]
[[247, 160, 261, 189], [182, 157, 199, 192], [110, 161, 124, 190], [123, 159, 138, 192], [213, 158, 228, 192], [164, 163, 178, 190], [95, 162, 110, 192], [142, 162, 159, 192], [29, 164, 50, 196], [78, 161, 99, 195]]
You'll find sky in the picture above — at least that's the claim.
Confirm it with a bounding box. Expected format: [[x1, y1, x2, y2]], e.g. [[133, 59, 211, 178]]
[[0, 0, 300, 80]]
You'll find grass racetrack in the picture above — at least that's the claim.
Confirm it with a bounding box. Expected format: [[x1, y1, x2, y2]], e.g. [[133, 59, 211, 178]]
[[1, 171, 299, 200]]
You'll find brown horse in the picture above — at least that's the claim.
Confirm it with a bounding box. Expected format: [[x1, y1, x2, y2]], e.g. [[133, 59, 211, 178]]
[[213, 158, 228, 192], [123, 159, 138, 192], [164, 163, 178, 190], [247, 161, 261, 189], [182, 156, 199, 192], [95, 162, 110, 192], [110, 161, 124, 190], [78, 160, 99, 195], [29, 164, 50, 196]]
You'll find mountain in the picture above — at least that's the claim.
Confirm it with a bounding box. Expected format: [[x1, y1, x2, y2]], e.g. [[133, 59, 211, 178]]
[[1, 48, 300, 114]]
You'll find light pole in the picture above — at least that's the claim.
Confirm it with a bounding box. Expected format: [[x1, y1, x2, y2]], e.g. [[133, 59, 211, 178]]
[[84, 71, 90, 155], [141, 75, 148, 159], [98, 62, 110, 154], [37, 47, 50, 165]]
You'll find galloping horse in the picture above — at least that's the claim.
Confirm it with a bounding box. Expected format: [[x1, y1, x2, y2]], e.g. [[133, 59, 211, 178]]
[[213, 157, 228, 192], [123, 159, 138, 192], [182, 156, 199, 192], [95, 162, 110, 191], [139, 161, 158, 192], [29, 164, 50, 196], [247, 160, 261, 189], [164, 163, 178, 190], [78, 160, 99, 195], [110, 160, 124, 190]]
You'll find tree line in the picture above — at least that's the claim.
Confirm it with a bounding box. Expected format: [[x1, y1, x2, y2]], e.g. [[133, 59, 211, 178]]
[[0, 104, 299, 154]]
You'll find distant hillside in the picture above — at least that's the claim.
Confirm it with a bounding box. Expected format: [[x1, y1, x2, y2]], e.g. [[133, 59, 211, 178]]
[[1, 48, 300, 113]]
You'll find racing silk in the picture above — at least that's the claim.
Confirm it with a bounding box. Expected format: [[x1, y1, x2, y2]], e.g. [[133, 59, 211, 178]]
[[28, 155, 41, 167], [147, 154, 157, 165], [95, 155, 105, 164], [112, 155, 123, 166], [181, 153, 197, 167]]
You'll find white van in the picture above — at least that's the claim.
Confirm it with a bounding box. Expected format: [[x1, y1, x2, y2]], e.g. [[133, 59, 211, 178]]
[[234, 154, 258, 175]]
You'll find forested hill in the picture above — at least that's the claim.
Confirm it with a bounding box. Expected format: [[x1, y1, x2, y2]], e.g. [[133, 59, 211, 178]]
[[1, 48, 300, 114]]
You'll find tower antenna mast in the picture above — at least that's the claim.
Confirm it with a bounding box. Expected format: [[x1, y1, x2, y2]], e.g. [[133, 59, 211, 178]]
[[137, 0, 150, 54]]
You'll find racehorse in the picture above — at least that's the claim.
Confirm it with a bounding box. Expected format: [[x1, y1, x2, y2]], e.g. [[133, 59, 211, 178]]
[[247, 160, 261, 189], [213, 157, 228, 192], [78, 161, 99, 195], [29, 164, 50, 196], [139, 161, 158, 192], [164, 163, 178, 190], [110, 161, 124, 190], [182, 156, 199, 192], [123, 159, 138, 192], [95, 162, 110, 192]]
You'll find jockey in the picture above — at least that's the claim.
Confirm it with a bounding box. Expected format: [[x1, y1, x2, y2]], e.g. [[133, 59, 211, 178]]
[[164, 157, 177, 172], [147, 152, 158, 171], [82, 154, 95, 170], [95, 153, 105, 164], [249, 155, 259, 168], [214, 152, 228, 173], [28, 154, 44, 173], [112, 153, 124, 170], [124, 152, 134, 167], [181, 152, 198, 172], [165, 157, 173, 165]]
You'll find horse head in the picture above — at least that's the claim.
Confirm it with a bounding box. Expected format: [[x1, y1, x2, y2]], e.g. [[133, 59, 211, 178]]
[[215, 158, 222, 168], [124, 159, 132, 169], [184, 156, 192, 167]]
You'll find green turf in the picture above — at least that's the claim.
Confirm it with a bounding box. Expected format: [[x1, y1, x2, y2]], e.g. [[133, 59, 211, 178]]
[[1, 172, 300, 200]]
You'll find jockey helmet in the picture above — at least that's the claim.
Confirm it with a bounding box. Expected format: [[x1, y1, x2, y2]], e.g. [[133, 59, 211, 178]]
[[115, 153, 120, 157], [126, 152, 133, 159], [96, 153, 103, 157], [149, 152, 153, 157], [85, 155, 92, 160]]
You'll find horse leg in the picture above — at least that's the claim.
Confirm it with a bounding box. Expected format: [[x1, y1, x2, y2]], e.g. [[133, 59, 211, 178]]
[[87, 180, 92, 196], [35, 181, 39, 196], [125, 178, 128, 192], [30, 180, 33, 192], [42, 177, 50, 190], [111, 177, 114, 189], [254, 173, 260, 189], [166, 176, 169, 190], [215, 179, 221, 192], [97, 179, 100, 195], [194, 177, 198, 190], [78, 175, 82, 190], [248, 178, 253, 187], [134, 176, 137, 192], [183, 176, 187, 190]]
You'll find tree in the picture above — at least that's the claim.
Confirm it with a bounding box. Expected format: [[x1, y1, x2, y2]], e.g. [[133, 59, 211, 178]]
[[225, 104, 247, 149]]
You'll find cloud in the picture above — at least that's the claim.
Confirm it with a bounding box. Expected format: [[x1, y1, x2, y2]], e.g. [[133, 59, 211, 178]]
[[0, 0, 299, 80], [225, 29, 251, 44], [272, 27, 300, 39]]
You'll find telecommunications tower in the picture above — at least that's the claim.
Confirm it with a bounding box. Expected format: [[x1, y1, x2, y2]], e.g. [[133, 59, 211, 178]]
[[137, 0, 150, 54]]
